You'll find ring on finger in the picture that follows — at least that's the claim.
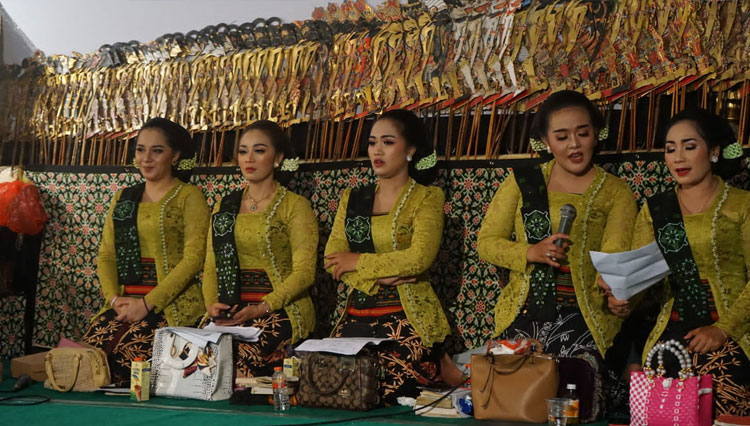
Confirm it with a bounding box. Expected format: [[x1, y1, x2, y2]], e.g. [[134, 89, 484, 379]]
[[546, 252, 552, 258]]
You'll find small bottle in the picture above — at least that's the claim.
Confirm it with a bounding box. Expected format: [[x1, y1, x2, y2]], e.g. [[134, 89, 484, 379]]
[[563, 383, 580, 424], [272, 366, 290, 411]]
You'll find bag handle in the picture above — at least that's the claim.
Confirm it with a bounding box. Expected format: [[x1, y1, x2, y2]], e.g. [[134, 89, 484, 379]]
[[305, 353, 353, 396], [487, 352, 535, 375], [162, 332, 201, 369], [644, 339, 693, 380], [46, 352, 82, 392], [479, 352, 533, 409]]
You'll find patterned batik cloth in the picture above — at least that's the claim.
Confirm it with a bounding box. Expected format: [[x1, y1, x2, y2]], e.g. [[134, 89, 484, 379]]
[[333, 306, 442, 406], [80, 259, 167, 387], [501, 269, 599, 357], [222, 269, 292, 378], [658, 280, 750, 416]]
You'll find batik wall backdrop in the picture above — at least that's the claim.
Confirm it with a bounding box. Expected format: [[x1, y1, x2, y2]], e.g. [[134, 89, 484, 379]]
[[1, 153, 748, 359]]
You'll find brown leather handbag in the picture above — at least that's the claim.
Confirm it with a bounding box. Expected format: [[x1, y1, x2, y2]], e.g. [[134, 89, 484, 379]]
[[471, 351, 559, 422], [297, 352, 380, 411]]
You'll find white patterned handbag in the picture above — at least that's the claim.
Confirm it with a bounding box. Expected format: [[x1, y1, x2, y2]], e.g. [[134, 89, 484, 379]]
[[151, 328, 233, 401]]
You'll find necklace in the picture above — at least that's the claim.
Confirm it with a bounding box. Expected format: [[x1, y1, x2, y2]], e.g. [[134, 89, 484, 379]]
[[677, 178, 718, 215], [245, 185, 276, 212]]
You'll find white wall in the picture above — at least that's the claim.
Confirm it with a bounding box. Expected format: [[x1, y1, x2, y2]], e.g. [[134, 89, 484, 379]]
[[1, 0, 389, 64]]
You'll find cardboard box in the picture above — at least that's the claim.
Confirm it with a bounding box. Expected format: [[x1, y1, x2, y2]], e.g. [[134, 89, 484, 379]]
[[130, 359, 150, 402], [11, 351, 49, 382]]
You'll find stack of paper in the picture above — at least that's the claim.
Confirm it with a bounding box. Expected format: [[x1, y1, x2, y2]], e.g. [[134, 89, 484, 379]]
[[294, 337, 392, 355], [203, 323, 262, 342], [589, 242, 670, 300], [414, 388, 471, 418], [235, 376, 298, 395]]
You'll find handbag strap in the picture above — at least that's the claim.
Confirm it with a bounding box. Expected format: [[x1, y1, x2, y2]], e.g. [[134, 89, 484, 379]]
[[479, 352, 533, 409], [45, 352, 82, 392], [644, 339, 693, 380], [162, 332, 201, 369], [305, 353, 353, 396]]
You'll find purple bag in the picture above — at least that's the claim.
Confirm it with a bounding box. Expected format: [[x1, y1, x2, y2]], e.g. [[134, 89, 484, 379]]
[[557, 352, 605, 423]]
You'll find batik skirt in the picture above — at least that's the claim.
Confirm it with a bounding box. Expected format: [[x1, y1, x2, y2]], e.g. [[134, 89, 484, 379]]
[[81, 259, 167, 387]]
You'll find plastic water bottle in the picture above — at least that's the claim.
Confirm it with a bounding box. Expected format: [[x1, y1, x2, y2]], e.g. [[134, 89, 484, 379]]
[[272, 366, 290, 410], [563, 383, 580, 424]]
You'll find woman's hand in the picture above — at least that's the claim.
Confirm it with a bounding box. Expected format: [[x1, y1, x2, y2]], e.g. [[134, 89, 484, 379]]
[[377, 276, 416, 286], [111, 296, 128, 316], [208, 302, 233, 320], [324, 252, 361, 281], [685, 326, 728, 354], [597, 276, 631, 318], [525, 233, 569, 268], [114, 297, 151, 323]]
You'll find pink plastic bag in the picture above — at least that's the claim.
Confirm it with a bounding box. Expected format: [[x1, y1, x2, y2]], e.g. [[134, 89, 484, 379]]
[[630, 340, 712, 426]]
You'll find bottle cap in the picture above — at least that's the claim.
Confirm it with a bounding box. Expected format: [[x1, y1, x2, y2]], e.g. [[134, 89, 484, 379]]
[[274, 366, 283, 371], [567, 384, 576, 390]]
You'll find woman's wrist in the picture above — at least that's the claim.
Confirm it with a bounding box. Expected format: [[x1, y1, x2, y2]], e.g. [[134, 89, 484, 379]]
[[715, 326, 729, 343]]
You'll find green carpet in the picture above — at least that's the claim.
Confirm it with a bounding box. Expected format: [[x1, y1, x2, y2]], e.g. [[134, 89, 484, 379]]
[[0, 361, 608, 426]]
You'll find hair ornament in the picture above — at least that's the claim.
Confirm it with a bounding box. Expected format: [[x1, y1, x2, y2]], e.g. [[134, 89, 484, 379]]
[[177, 154, 197, 171], [280, 157, 300, 172], [415, 150, 437, 170], [722, 142, 743, 160]]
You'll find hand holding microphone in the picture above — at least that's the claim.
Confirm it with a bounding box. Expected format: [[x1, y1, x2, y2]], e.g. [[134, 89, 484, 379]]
[[525, 204, 577, 270]]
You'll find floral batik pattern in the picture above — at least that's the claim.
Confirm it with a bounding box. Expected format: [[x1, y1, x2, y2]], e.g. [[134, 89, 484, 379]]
[[233, 309, 292, 378], [81, 310, 168, 387], [79, 258, 167, 386], [659, 326, 750, 416]]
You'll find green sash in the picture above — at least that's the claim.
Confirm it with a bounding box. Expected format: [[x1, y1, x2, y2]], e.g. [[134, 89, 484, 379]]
[[648, 190, 711, 330], [112, 184, 145, 285], [514, 165, 556, 321], [211, 190, 244, 305]]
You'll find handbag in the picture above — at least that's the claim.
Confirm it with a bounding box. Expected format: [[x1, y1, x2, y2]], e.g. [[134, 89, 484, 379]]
[[150, 328, 233, 401], [630, 339, 713, 426], [557, 352, 605, 423], [297, 352, 380, 411], [471, 348, 558, 422], [44, 345, 111, 392]]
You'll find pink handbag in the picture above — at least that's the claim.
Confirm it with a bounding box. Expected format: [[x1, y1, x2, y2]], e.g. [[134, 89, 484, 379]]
[[630, 340, 713, 426]]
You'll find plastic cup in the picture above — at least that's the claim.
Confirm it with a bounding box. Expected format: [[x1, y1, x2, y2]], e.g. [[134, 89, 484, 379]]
[[547, 398, 570, 426]]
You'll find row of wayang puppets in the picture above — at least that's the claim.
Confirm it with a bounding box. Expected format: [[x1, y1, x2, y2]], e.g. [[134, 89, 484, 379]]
[[79, 89, 749, 415], [1, 0, 749, 150]]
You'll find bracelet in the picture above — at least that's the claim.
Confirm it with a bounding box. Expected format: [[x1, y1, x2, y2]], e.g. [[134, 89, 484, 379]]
[[717, 327, 729, 342], [142, 298, 149, 312], [110, 296, 118, 307], [261, 302, 271, 315]]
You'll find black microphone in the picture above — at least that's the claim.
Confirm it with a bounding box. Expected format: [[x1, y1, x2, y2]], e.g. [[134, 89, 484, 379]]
[[547, 204, 577, 279], [13, 375, 33, 392]]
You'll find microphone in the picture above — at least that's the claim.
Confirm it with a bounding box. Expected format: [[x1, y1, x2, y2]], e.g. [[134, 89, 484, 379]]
[[13, 375, 33, 392], [547, 204, 577, 279]]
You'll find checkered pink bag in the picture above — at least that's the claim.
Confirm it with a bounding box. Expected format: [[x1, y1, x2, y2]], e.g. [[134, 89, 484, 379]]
[[630, 340, 713, 426]]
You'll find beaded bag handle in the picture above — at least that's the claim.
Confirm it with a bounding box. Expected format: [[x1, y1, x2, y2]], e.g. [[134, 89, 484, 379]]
[[643, 339, 693, 381]]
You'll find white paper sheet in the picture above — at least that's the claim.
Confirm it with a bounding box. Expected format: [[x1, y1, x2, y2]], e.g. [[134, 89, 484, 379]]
[[294, 337, 392, 355], [203, 324, 261, 342], [163, 327, 224, 348], [589, 241, 670, 300]]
